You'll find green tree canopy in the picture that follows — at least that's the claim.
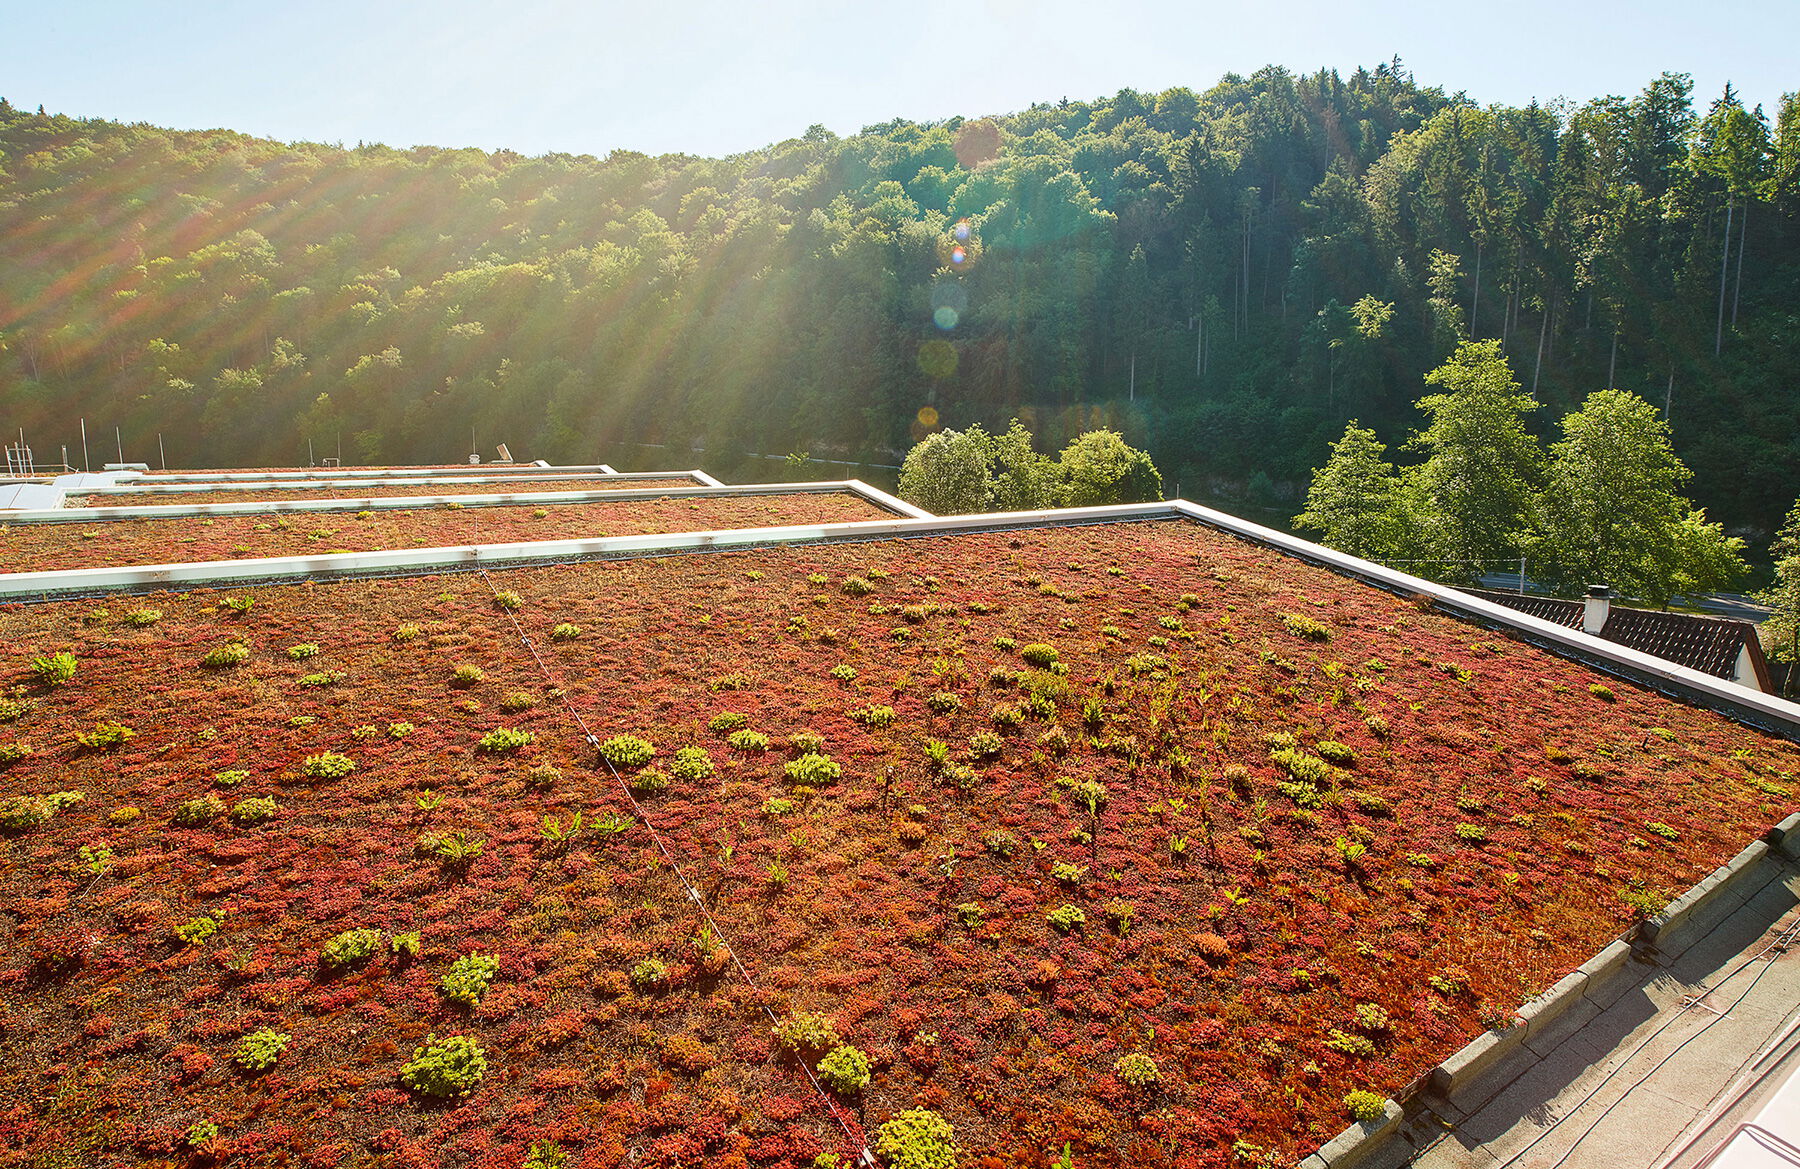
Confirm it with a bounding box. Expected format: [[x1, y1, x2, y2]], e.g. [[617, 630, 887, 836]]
[[1528, 389, 1745, 605], [896, 426, 994, 515], [1057, 429, 1164, 507], [1758, 498, 1800, 697], [1406, 340, 1544, 577], [1295, 422, 1411, 560]]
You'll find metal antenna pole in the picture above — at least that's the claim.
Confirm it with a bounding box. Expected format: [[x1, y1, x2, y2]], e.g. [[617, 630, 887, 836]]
[[115, 426, 123, 465], [159, 433, 166, 470], [80, 418, 89, 473]]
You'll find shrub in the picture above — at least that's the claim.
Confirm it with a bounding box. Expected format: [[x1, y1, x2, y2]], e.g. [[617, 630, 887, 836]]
[[1344, 1090, 1388, 1122], [708, 672, 751, 691], [830, 664, 858, 682], [1019, 643, 1059, 668], [185, 1119, 219, 1147], [1455, 823, 1488, 843], [200, 642, 250, 668], [1051, 861, 1086, 885], [392, 623, 422, 641], [302, 752, 356, 779], [989, 703, 1024, 729], [842, 576, 874, 596], [784, 753, 841, 787], [790, 730, 826, 754], [400, 1034, 487, 1097], [230, 797, 277, 826], [77, 722, 136, 750], [523, 1141, 567, 1169], [762, 797, 794, 816], [526, 763, 562, 789], [320, 928, 383, 969], [30, 651, 77, 686], [235, 1028, 290, 1071], [441, 952, 500, 1006], [874, 1109, 958, 1169], [477, 726, 534, 752], [492, 590, 524, 611], [0, 740, 33, 766], [499, 691, 538, 712], [286, 644, 321, 660], [220, 595, 254, 613], [174, 915, 218, 945], [967, 730, 1003, 758], [669, 746, 716, 781], [550, 622, 581, 641], [708, 711, 748, 733], [851, 705, 896, 728], [1646, 820, 1680, 840], [1047, 904, 1086, 933], [452, 663, 485, 686], [1269, 747, 1333, 786], [173, 795, 225, 827], [1317, 740, 1357, 766], [925, 691, 962, 714], [728, 729, 769, 752], [297, 671, 339, 687], [124, 608, 163, 627], [1589, 683, 1616, 701], [772, 1010, 840, 1052], [816, 1044, 871, 1094], [598, 735, 655, 767], [1114, 1052, 1159, 1088]]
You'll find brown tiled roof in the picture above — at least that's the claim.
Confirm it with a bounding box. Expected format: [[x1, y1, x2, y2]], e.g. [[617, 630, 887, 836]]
[[1466, 588, 1770, 689]]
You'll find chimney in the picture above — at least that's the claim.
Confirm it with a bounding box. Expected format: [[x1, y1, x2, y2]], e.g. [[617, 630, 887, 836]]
[[1583, 585, 1611, 634]]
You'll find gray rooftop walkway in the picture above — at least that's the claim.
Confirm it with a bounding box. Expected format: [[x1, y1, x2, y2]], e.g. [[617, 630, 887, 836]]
[[1375, 857, 1800, 1169]]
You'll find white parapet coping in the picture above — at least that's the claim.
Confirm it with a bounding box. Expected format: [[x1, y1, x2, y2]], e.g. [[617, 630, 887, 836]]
[[117, 464, 621, 484], [0, 495, 1791, 737], [71, 469, 713, 500], [0, 480, 925, 524]]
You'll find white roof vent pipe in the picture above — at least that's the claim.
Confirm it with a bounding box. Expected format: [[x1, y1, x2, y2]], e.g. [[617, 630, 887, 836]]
[[1584, 584, 1612, 635]]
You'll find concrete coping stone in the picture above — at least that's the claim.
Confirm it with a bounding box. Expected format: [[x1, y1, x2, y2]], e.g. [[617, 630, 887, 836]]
[[1773, 812, 1800, 859], [1516, 968, 1589, 1038], [1574, 939, 1634, 986], [1305, 1099, 1404, 1168], [1642, 839, 1771, 943], [1428, 1025, 1526, 1097]]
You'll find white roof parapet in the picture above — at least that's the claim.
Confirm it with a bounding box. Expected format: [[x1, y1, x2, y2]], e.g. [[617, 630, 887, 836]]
[[0, 495, 1792, 738], [124, 464, 621, 484], [73, 470, 710, 498], [0, 481, 917, 524]]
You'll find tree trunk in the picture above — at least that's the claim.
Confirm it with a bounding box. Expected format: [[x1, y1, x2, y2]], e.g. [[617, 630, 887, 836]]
[[1532, 296, 1548, 398], [1470, 245, 1482, 336], [1715, 195, 1733, 355], [1732, 200, 1748, 328], [1607, 330, 1618, 389]]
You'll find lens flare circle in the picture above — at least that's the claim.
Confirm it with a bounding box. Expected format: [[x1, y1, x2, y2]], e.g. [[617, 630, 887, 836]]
[[933, 306, 959, 330], [916, 340, 958, 380], [917, 406, 940, 428]]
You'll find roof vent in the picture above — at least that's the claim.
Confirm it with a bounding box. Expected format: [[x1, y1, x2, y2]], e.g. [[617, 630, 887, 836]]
[[1583, 584, 1611, 634]]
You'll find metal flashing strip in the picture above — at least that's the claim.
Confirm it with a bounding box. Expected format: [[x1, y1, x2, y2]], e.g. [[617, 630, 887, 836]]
[[0, 496, 1792, 736], [0, 480, 920, 524]]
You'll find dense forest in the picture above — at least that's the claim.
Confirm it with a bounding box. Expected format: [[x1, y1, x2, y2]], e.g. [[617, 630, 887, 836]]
[[1, 62, 1796, 541]]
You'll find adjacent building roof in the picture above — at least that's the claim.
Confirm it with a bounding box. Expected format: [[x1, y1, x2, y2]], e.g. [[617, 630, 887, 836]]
[[1466, 588, 1774, 693]]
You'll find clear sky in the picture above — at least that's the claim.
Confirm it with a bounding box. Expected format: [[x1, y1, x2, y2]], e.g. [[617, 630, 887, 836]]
[[4, 0, 1794, 158]]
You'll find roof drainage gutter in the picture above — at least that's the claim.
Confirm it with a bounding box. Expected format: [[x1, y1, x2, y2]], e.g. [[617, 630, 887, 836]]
[[0, 496, 1792, 737]]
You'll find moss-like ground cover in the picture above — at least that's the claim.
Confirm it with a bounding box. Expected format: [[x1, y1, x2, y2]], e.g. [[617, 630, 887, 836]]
[[0, 519, 1792, 1167], [79, 477, 697, 508], [0, 492, 893, 573]]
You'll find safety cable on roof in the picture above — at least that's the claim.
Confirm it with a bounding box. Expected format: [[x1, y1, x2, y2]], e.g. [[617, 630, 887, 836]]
[[1492, 911, 1800, 1169], [477, 569, 878, 1169]]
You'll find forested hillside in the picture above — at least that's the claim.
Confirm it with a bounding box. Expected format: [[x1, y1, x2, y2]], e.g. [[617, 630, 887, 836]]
[[1, 63, 1796, 536]]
